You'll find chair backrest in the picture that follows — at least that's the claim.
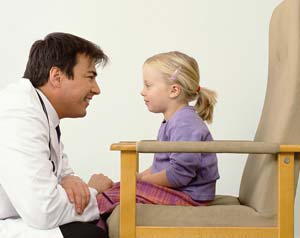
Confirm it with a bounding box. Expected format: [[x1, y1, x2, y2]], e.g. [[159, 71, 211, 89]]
[[239, 0, 300, 216]]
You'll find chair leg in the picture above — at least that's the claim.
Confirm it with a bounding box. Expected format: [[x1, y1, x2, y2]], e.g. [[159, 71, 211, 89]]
[[278, 152, 294, 238], [120, 151, 138, 238]]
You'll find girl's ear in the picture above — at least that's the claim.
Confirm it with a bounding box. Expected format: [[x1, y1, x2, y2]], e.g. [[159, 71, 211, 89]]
[[169, 84, 181, 98], [48, 66, 63, 88]]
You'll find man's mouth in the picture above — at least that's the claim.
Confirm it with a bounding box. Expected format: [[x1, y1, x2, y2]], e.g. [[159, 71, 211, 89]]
[[85, 97, 92, 103]]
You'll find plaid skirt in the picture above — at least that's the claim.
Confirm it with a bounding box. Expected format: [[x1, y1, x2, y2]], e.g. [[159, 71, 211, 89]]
[[96, 181, 208, 229]]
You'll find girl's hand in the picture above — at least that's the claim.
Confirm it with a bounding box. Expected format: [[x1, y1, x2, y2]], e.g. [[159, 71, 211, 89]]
[[136, 172, 143, 181], [88, 173, 114, 194], [141, 170, 171, 187]]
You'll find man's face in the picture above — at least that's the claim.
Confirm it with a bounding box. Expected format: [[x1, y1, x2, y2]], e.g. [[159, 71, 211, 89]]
[[58, 54, 100, 118]]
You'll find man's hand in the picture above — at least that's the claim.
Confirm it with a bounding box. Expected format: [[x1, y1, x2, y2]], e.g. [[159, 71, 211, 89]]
[[60, 175, 90, 215], [88, 173, 114, 194]]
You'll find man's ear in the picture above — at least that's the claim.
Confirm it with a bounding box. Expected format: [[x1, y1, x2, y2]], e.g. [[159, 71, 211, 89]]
[[169, 84, 181, 98], [48, 66, 63, 88]]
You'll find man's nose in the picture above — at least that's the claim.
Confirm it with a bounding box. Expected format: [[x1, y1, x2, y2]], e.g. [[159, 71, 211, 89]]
[[92, 81, 101, 95]]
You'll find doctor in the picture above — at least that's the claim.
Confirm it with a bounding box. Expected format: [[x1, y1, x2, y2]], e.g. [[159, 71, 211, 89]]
[[0, 32, 113, 238]]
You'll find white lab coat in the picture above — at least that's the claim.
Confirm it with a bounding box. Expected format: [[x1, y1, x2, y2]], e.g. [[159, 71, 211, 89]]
[[0, 79, 100, 238]]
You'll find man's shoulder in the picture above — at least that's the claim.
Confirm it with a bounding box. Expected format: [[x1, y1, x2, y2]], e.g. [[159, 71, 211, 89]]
[[0, 79, 38, 109], [0, 78, 34, 94], [0, 79, 48, 141]]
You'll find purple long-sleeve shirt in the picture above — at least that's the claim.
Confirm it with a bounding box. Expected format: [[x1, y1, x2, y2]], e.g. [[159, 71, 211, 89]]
[[152, 106, 219, 201]]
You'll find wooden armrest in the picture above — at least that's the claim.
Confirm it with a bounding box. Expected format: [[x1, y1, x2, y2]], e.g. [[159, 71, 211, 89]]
[[111, 140, 300, 154], [111, 141, 298, 238]]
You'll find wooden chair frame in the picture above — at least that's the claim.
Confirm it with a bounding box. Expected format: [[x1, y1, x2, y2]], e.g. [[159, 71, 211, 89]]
[[111, 141, 300, 238]]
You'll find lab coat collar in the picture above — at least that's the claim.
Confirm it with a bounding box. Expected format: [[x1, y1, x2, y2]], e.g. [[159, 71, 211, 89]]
[[35, 89, 60, 129]]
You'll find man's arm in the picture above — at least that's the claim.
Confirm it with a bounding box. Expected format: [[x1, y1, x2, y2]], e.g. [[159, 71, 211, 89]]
[[58, 150, 91, 215], [0, 106, 99, 229], [60, 175, 91, 215]]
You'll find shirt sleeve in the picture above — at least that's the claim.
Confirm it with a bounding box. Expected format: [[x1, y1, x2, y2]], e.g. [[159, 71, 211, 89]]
[[165, 122, 207, 187], [58, 145, 75, 181], [0, 217, 63, 238], [0, 105, 99, 229]]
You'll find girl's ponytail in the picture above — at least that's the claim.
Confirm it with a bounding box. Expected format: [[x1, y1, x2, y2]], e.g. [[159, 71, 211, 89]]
[[194, 87, 217, 124]]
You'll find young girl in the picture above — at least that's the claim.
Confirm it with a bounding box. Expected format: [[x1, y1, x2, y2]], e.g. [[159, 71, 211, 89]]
[[96, 51, 219, 229], [138, 51, 219, 201]]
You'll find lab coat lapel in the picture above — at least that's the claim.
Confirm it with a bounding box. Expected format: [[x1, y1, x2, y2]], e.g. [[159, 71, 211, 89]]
[[49, 123, 60, 174]]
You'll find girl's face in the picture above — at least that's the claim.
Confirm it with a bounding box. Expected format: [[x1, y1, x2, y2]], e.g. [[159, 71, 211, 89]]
[[141, 64, 172, 115]]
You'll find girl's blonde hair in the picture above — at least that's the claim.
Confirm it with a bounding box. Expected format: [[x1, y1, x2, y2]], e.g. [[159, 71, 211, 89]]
[[144, 51, 217, 123]]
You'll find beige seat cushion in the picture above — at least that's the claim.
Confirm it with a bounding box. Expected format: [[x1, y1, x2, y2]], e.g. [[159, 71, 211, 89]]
[[107, 195, 276, 238], [208, 195, 240, 205]]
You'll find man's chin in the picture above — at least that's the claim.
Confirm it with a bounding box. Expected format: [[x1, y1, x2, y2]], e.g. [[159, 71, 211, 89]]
[[67, 110, 87, 118], [78, 111, 87, 117]]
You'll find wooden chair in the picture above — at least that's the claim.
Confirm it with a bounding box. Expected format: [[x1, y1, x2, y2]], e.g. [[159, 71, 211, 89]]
[[107, 0, 300, 237]]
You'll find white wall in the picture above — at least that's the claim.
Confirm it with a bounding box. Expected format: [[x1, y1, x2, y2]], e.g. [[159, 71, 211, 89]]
[[2, 0, 298, 235]]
